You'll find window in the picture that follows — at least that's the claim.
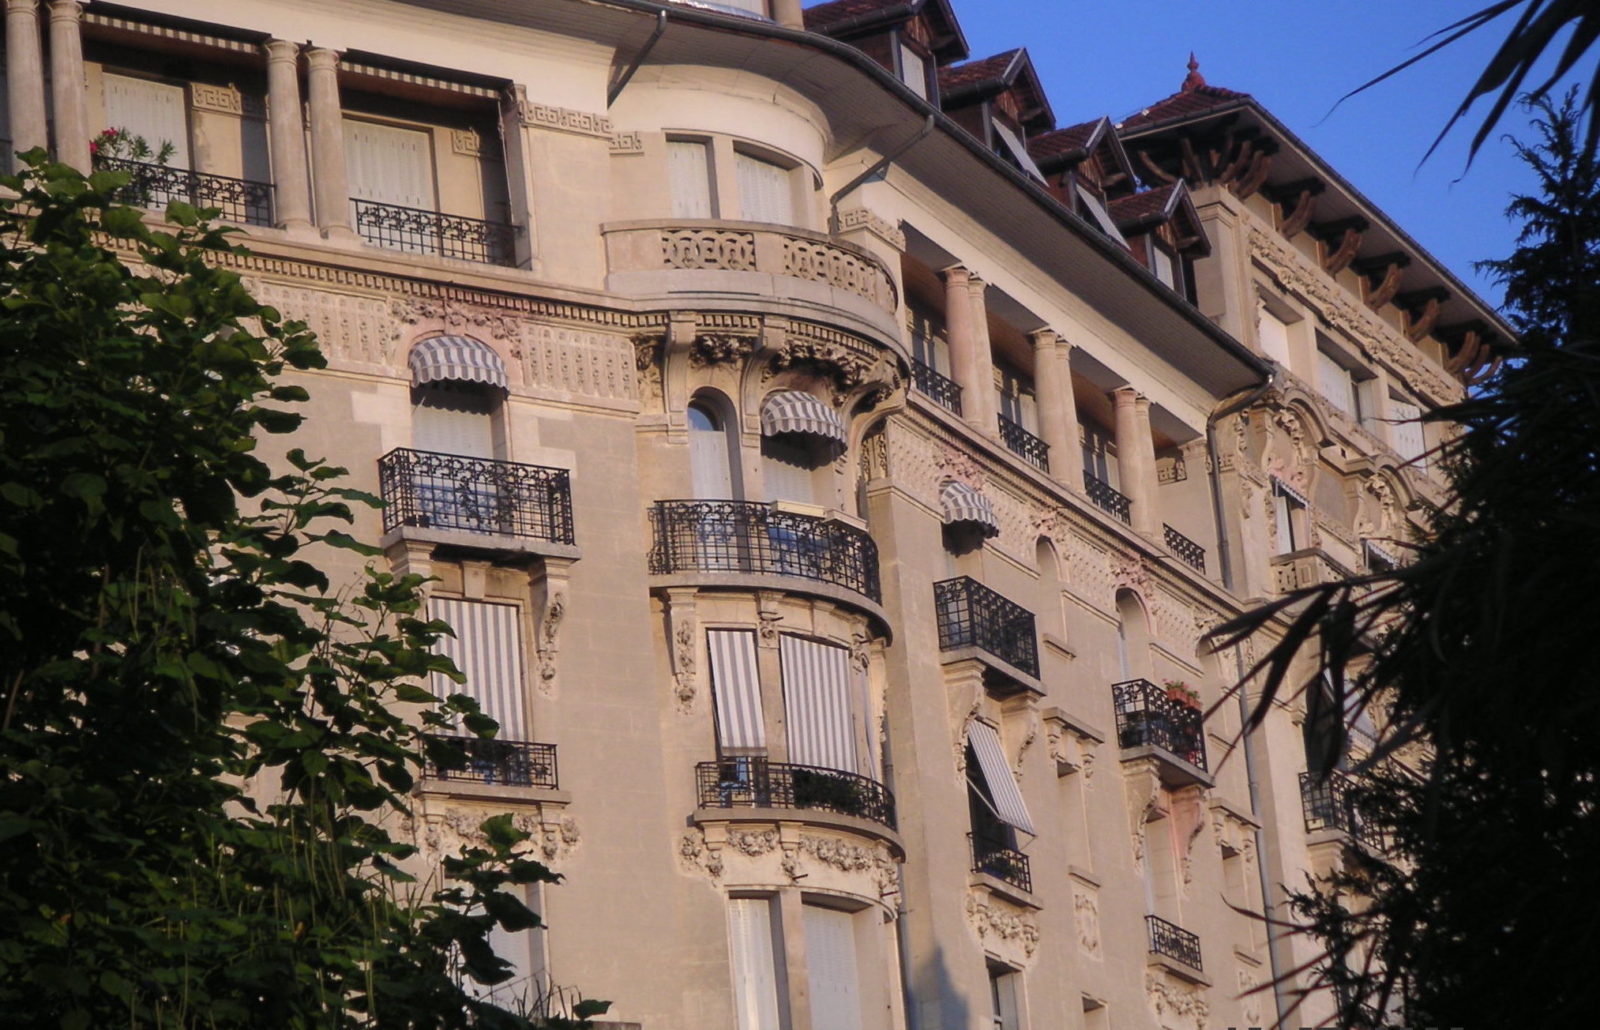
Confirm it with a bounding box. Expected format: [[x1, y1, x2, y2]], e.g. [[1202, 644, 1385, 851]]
[[1272, 479, 1308, 555], [899, 43, 928, 99], [736, 152, 795, 225], [780, 635, 867, 775], [1151, 244, 1176, 289], [468, 882, 548, 1006], [988, 962, 1022, 1030], [668, 139, 714, 219], [717, 0, 770, 16], [709, 629, 765, 757], [804, 904, 864, 1030], [992, 119, 1045, 181], [995, 365, 1038, 433], [688, 395, 740, 499], [429, 597, 527, 740], [1256, 301, 1294, 367], [1076, 184, 1128, 245], [909, 302, 951, 377], [414, 380, 498, 459], [345, 117, 438, 253], [1388, 393, 1427, 469], [103, 72, 192, 168], [1315, 338, 1372, 421], [1081, 422, 1118, 489], [727, 897, 783, 1030]]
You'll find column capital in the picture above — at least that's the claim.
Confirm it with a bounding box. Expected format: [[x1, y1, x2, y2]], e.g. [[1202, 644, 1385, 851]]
[[264, 38, 301, 62], [1112, 385, 1141, 405], [1029, 327, 1061, 351], [940, 263, 970, 285], [964, 272, 987, 294], [305, 45, 342, 68], [45, 0, 82, 19], [6, 1, 40, 14]]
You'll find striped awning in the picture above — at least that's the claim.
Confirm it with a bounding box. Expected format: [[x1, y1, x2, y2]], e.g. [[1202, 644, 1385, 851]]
[[429, 597, 526, 740], [709, 629, 765, 752], [940, 480, 1000, 538], [781, 635, 859, 774], [1271, 475, 1309, 507], [761, 390, 847, 445], [967, 719, 1035, 835], [409, 335, 509, 391]]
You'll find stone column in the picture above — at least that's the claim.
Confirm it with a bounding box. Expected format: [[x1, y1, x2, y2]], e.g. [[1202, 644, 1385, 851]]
[[5, 1, 49, 160], [770, 0, 804, 29], [47, 0, 89, 170], [304, 46, 354, 240], [1113, 387, 1159, 535], [965, 272, 998, 436], [1031, 328, 1084, 488], [943, 265, 983, 432], [263, 40, 313, 232]]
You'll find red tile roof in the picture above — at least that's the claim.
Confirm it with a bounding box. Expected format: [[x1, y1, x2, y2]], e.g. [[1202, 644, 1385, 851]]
[[1110, 185, 1180, 226], [1027, 119, 1105, 162], [1120, 55, 1251, 130], [936, 49, 1021, 95], [803, 0, 901, 31]]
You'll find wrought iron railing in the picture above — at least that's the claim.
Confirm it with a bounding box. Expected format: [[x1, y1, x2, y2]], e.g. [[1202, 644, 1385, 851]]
[[911, 360, 964, 415], [648, 500, 881, 603], [352, 198, 517, 265], [1300, 770, 1388, 851], [1146, 914, 1203, 971], [969, 832, 1032, 892], [424, 735, 559, 789], [378, 448, 575, 545], [1111, 679, 1208, 771], [934, 577, 1040, 679], [696, 758, 896, 831], [1084, 471, 1132, 524], [1163, 524, 1207, 573], [94, 156, 273, 226], [998, 415, 1050, 472]]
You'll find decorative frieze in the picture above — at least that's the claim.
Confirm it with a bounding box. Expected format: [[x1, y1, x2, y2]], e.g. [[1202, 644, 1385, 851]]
[[609, 130, 644, 154], [519, 101, 614, 139], [190, 82, 264, 118], [450, 127, 483, 156], [1146, 970, 1209, 1030], [965, 888, 1040, 958], [836, 206, 906, 251]]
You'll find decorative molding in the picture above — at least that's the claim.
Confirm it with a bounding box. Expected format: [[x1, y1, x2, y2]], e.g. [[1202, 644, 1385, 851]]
[[190, 82, 264, 118], [1072, 884, 1102, 957], [1146, 970, 1209, 1030], [690, 332, 757, 368], [519, 102, 614, 140], [450, 127, 483, 156], [609, 130, 645, 154], [1044, 707, 1102, 782], [965, 889, 1040, 958], [679, 828, 724, 879], [798, 834, 898, 898], [536, 590, 566, 690], [836, 207, 906, 250]]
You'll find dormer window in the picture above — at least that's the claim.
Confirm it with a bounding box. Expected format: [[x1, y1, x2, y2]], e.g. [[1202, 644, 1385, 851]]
[[992, 119, 1045, 181], [899, 42, 929, 100]]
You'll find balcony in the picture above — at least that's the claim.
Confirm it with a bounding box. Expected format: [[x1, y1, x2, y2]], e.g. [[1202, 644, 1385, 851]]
[[1163, 524, 1207, 573], [95, 157, 273, 226], [648, 499, 882, 606], [424, 735, 559, 790], [970, 831, 1032, 893], [1301, 770, 1388, 852], [1271, 547, 1356, 593], [911, 359, 964, 415], [1083, 471, 1132, 524], [934, 577, 1040, 690], [1146, 914, 1204, 973], [353, 198, 517, 265], [998, 415, 1050, 472], [696, 758, 897, 832], [1111, 679, 1209, 784], [378, 448, 576, 556]]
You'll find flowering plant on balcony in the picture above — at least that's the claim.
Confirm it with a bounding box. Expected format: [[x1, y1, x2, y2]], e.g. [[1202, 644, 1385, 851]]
[[89, 126, 175, 165], [1163, 680, 1202, 709]]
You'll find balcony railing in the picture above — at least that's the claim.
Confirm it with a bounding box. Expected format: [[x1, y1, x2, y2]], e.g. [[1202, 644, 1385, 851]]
[[648, 500, 881, 604], [424, 735, 559, 789], [998, 415, 1050, 472], [696, 758, 897, 831], [352, 198, 517, 265], [911, 360, 964, 415], [969, 831, 1032, 892], [1084, 471, 1132, 524], [95, 157, 273, 226], [934, 577, 1039, 679], [1111, 679, 1208, 772], [1163, 524, 1207, 573], [1146, 914, 1203, 971], [378, 448, 575, 545], [1300, 770, 1388, 851]]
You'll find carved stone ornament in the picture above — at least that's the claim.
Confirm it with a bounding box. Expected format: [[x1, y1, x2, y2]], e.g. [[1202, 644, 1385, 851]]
[[1146, 970, 1209, 1030], [965, 890, 1041, 957], [764, 333, 901, 404], [674, 619, 697, 712], [1073, 885, 1102, 957], [679, 828, 724, 879], [727, 828, 780, 857], [1238, 969, 1265, 1027], [392, 296, 520, 342], [633, 333, 664, 406], [798, 835, 898, 897], [1012, 707, 1040, 781], [536, 590, 566, 690], [413, 808, 578, 865], [690, 332, 757, 368]]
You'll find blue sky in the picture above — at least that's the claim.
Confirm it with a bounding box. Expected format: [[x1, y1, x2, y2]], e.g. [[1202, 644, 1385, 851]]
[[948, 1, 1559, 310]]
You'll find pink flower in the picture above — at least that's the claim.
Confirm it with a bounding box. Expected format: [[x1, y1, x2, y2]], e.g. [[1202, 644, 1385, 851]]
[[89, 142, 98, 154]]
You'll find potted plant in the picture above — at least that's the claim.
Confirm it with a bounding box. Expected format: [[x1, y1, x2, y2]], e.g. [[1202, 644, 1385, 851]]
[[1163, 680, 1202, 710]]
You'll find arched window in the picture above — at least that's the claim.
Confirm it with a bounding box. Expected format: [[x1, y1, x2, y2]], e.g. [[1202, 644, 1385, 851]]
[[408, 335, 508, 459], [759, 391, 845, 505], [1115, 589, 1152, 681], [688, 392, 740, 500], [1035, 538, 1063, 641]]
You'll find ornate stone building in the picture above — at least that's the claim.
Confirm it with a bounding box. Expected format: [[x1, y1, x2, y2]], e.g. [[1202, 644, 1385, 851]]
[[4, 0, 1506, 1027]]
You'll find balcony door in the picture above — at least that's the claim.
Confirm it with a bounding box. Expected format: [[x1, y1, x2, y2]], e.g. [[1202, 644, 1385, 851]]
[[344, 118, 436, 252], [103, 73, 192, 169]]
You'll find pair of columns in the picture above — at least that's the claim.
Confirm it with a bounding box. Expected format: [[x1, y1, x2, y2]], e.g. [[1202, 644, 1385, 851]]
[[939, 264, 1163, 534], [5, 0, 88, 168], [263, 40, 352, 238]]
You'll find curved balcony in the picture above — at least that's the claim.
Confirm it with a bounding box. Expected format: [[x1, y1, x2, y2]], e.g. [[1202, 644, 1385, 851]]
[[696, 757, 896, 833], [648, 499, 883, 610], [378, 448, 578, 560], [603, 219, 900, 339]]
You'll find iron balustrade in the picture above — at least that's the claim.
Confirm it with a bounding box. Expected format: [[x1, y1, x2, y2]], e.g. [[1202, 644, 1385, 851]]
[[1084, 471, 1132, 524], [378, 448, 575, 545], [95, 156, 273, 226], [997, 415, 1050, 472], [648, 500, 882, 603], [1111, 678, 1208, 771], [911, 360, 964, 415], [934, 577, 1040, 679], [1146, 914, 1203, 971], [969, 832, 1032, 892], [424, 735, 558, 789], [1300, 770, 1388, 851], [352, 198, 517, 265], [696, 758, 897, 830], [1163, 524, 1207, 573]]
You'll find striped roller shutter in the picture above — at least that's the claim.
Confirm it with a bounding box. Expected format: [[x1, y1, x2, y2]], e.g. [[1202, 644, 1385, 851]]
[[408, 335, 509, 391], [709, 630, 765, 752], [804, 905, 863, 1030], [726, 898, 782, 1030], [780, 635, 857, 774], [429, 598, 527, 741], [760, 390, 846, 445], [967, 719, 1035, 834]]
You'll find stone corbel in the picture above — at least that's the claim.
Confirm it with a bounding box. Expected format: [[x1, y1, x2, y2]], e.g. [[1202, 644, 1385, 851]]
[[664, 587, 699, 712], [756, 591, 784, 648], [1123, 757, 1170, 872], [944, 658, 989, 775], [383, 536, 435, 583], [531, 557, 575, 696], [777, 820, 805, 883], [1043, 706, 1105, 782]]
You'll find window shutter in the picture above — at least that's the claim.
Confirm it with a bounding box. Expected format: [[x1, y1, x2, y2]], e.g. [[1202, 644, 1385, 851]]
[[1273, 489, 1296, 553], [1256, 305, 1292, 366], [736, 153, 794, 225], [1316, 350, 1354, 416], [803, 905, 863, 1030], [429, 598, 527, 740], [780, 635, 858, 773], [899, 44, 927, 99], [412, 397, 495, 459], [727, 899, 782, 1030], [1389, 400, 1426, 467], [103, 74, 191, 169], [343, 118, 435, 208], [709, 630, 765, 753], [689, 414, 735, 499], [667, 140, 713, 219]]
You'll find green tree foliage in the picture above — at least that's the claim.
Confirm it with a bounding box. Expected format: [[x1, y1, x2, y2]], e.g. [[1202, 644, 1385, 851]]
[[1217, 93, 1600, 1027], [0, 154, 603, 1028]]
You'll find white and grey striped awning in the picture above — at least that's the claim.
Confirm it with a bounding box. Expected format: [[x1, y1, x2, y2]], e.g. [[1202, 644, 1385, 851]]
[[760, 390, 846, 445], [409, 335, 509, 391], [1271, 475, 1309, 507], [967, 719, 1035, 835], [709, 629, 765, 752], [781, 635, 859, 775], [429, 597, 527, 740], [940, 480, 1000, 538]]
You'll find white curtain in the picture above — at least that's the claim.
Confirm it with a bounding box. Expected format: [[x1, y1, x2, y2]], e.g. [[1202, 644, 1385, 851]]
[[804, 905, 863, 1030], [343, 118, 434, 207], [727, 898, 782, 1030], [668, 140, 713, 219], [736, 152, 794, 225]]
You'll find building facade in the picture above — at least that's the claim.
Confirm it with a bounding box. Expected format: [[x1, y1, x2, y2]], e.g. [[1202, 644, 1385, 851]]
[[3, 1, 1507, 1028]]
